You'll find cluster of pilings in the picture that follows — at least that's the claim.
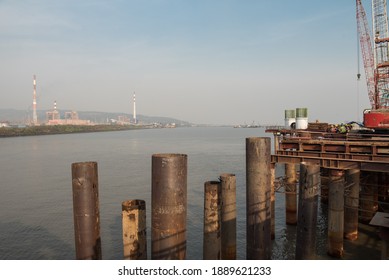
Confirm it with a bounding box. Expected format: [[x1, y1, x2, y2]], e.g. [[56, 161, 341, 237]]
[[282, 164, 389, 259], [70, 137, 384, 260]]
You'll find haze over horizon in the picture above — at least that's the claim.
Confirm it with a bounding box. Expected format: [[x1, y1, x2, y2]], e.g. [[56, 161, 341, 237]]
[[0, 0, 372, 125]]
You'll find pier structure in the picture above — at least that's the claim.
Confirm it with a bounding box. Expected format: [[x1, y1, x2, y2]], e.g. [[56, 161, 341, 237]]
[[267, 128, 389, 258], [69, 129, 386, 260]]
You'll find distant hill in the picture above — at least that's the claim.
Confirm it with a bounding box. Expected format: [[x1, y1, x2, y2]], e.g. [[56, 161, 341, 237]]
[[0, 108, 193, 127]]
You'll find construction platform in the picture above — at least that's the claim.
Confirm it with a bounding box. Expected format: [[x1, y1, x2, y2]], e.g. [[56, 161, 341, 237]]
[[267, 129, 389, 172], [266, 127, 389, 259]]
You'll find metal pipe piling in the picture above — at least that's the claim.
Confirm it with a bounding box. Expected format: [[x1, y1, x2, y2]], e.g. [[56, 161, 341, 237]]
[[122, 199, 147, 260], [71, 161, 102, 260], [246, 137, 271, 260], [151, 153, 187, 260]]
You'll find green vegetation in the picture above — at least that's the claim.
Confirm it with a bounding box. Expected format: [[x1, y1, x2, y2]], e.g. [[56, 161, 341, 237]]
[[0, 124, 146, 137]]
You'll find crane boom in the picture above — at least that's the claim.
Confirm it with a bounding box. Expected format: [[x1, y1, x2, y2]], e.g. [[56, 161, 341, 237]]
[[356, 0, 376, 108], [372, 0, 389, 67], [373, 0, 389, 108]]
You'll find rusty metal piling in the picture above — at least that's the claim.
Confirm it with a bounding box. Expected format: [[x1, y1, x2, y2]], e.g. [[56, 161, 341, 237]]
[[285, 163, 297, 225], [344, 169, 360, 241], [151, 153, 187, 260], [360, 171, 379, 224], [203, 181, 221, 260], [295, 163, 320, 260], [246, 137, 271, 260], [220, 173, 237, 259], [320, 168, 329, 204], [71, 161, 102, 260], [122, 199, 147, 260], [327, 169, 345, 258], [271, 165, 276, 239]]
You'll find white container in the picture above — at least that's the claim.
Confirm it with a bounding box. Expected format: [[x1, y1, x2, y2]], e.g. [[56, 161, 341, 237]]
[[295, 108, 308, 129]]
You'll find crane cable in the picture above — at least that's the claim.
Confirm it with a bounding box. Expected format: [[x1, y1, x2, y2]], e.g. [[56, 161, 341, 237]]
[[357, 24, 361, 122]]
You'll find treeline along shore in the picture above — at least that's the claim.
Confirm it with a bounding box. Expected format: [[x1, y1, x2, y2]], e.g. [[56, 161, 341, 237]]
[[0, 124, 148, 137]]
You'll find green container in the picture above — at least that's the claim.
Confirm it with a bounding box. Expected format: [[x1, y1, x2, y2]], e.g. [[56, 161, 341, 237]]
[[296, 108, 308, 118], [284, 109, 296, 119]]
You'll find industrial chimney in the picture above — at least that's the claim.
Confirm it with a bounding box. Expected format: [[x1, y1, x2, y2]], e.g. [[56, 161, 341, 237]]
[[32, 75, 38, 125], [133, 92, 137, 124]]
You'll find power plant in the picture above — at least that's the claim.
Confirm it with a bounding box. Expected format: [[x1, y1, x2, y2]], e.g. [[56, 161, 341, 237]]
[[45, 101, 91, 125], [26, 76, 144, 127], [21, 71, 178, 128]]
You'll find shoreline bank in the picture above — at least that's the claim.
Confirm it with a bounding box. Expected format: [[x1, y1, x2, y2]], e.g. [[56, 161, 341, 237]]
[[0, 124, 150, 137]]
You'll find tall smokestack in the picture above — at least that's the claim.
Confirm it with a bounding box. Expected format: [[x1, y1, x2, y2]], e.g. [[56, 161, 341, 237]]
[[32, 75, 38, 125], [133, 92, 137, 124]]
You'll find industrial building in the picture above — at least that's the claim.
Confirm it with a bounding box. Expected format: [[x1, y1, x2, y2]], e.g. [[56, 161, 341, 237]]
[[45, 101, 91, 126]]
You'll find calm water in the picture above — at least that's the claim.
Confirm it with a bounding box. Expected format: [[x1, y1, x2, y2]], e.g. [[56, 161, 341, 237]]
[[0, 127, 381, 260]]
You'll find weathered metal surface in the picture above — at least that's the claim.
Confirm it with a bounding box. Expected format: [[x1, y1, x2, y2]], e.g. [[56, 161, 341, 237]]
[[220, 173, 237, 259], [246, 137, 271, 260], [276, 150, 389, 162], [203, 181, 221, 260], [327, 170, 345, 258], [122, 199, 147, 260], [271, 154, 389, 172], [320, 168, 329, 203], [270, 166, 275, 240], [295, 163, 319, 260], [360, 171, 379, 223], [151, 153, 187, 260], [344, 169, 360, 241], [71, 161, 102, 260], [279, 138, 389, 156], [285, 163, 297, 225]]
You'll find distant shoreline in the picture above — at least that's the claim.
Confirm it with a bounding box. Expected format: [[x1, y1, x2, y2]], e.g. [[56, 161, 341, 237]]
[[0, 124, 150, 137]]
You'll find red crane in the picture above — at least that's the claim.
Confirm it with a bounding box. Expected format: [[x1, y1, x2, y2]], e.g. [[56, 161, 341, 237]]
[[357, 0, 389, 131]]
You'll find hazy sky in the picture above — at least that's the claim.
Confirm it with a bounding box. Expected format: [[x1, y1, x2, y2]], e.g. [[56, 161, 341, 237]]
[[0, 0, 373, 125]]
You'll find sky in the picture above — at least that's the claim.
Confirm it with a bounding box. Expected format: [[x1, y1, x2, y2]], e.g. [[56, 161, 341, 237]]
[[0, 0, 374, 125]]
